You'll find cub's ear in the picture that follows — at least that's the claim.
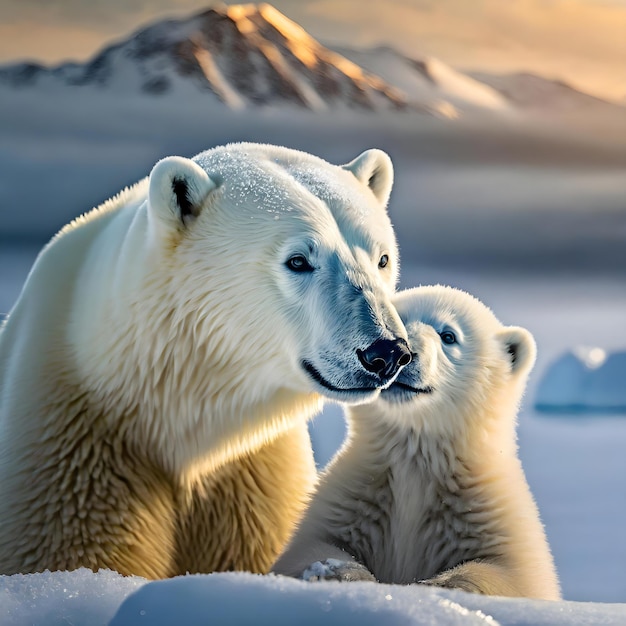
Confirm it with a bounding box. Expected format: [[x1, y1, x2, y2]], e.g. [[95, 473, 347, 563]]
[[148, 156, 218, 229], [497, 326, 537, 378], [342, 149, 394, 206]]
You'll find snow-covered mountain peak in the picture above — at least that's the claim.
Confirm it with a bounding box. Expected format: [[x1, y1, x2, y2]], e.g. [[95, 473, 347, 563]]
[[227, 3, 316, 49], [0, 3, 411, 112]]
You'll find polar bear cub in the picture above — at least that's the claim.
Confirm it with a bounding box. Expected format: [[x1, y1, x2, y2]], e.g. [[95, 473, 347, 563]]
[[273, 285, 561, 600]]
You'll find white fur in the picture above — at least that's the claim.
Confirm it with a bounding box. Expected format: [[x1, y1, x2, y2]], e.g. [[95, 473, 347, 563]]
[[0, 142, 408, 578], [273, 285, 561, 600]]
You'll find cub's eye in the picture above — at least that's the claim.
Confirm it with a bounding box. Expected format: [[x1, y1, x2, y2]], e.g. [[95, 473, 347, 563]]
[[378, 254, 389, 269], [440, 331, 457, 345], [286, 255, 314, 273]]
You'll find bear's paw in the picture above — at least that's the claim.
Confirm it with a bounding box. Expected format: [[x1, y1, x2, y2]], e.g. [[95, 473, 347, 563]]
[[302, 559, 377, 583]]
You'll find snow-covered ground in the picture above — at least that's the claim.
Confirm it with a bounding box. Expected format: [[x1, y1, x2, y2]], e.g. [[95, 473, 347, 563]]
[[3, 568, 626, 626]]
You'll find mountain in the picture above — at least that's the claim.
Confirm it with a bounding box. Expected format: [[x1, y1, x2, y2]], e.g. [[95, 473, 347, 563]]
[[0, 4, 412, 113], [0, 2, 623, 120], [336, 46, 626, 120], [334, 46, 510, 116], [470, 71, 625, 115]]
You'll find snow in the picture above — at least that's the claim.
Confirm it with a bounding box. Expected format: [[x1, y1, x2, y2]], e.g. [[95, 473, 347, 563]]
[[1, 569, 625, 626], [422, 57, 509, 110], [0, 569, 144, 626], [108, 573, 626, 626], [536, 348, 626, 413], [192, 47, 246, 111]]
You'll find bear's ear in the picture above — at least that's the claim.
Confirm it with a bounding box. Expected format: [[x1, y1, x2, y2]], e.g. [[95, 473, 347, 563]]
[[497, 326, 537, 378], [148, 156, 219, 228], [342, 149, 394, 206]]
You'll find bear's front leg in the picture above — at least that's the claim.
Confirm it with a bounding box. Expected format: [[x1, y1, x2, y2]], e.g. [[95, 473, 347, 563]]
[[302, 559, 377, 582], [418, 560, 525, 597], [173, 422, 316, 575]]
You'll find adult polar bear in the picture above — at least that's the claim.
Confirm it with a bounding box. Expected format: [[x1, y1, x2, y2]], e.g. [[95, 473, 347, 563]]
[[0, 143, 411, 578]]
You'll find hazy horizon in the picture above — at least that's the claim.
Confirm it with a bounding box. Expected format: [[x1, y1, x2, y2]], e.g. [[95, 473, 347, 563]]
[[1, 0, 625, 103]]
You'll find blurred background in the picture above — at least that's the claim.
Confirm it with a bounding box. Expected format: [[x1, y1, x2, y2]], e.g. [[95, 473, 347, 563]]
[[0, 0, 625, 604]]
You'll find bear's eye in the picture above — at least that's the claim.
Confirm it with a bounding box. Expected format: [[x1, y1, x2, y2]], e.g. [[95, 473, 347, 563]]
[[440, 330, 457, 345], [286, 255, 314, 273], [378, 254, 389, 269]]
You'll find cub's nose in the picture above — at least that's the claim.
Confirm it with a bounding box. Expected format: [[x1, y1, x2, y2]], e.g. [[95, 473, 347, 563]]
[[357, 338, 412, 381]]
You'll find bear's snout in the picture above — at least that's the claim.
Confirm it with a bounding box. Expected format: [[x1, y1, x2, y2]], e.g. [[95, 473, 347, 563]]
[[357, 338, 412, 381]]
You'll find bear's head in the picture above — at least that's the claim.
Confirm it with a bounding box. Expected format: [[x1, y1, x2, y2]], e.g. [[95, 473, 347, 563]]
[[353, 285, 536, 441], [85, 143, 411, 465]]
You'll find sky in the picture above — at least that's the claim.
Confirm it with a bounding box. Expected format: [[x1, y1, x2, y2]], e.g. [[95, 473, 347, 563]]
[[0, 0, 625, 102]]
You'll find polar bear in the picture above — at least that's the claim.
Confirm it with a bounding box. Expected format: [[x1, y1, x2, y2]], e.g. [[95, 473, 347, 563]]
[[273, 285, 561, 600], [0, 143, 412, 578]]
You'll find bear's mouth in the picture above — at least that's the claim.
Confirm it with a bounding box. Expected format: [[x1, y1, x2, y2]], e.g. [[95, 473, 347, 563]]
[[301, 360, 380, 396], [380, 380, 434, 404]]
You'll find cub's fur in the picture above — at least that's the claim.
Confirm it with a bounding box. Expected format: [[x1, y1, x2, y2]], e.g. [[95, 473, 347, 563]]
[[273, 285, 561, 600]]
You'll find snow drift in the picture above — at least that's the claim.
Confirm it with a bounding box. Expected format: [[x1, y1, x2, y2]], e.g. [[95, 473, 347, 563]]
[[535, 347, 626, 413], [2, 569, 626, 626]]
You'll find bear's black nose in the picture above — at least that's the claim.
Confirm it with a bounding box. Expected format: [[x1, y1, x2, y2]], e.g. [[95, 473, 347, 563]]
[[357, 338, 412, 380]]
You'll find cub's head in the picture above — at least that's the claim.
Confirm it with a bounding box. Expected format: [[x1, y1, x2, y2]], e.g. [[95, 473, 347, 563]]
[[364, 285, 536, 434], [144, 143, 410, 407]]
